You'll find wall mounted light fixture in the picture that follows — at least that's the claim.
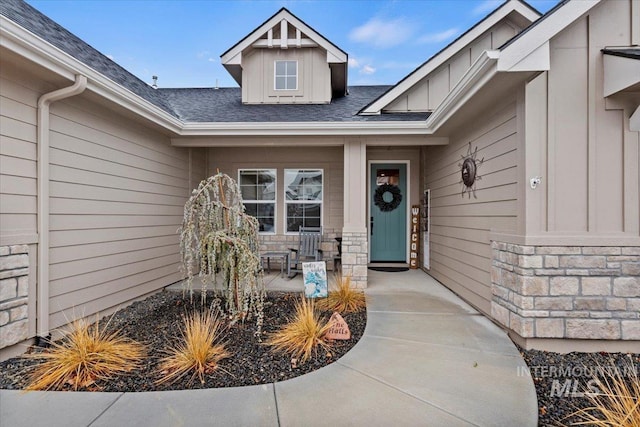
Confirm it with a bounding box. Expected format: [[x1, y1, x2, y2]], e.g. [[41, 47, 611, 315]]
[[530, 176, 542, 189]]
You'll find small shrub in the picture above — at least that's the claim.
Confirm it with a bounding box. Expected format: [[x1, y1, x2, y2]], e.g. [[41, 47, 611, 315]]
[[266, 296, 332, 364], [26, 316, 145, 391], [571, 357, 640, 426], [317, 275, 366, 314], [157, 310, 229, 385], [179, 173, 265, 333]]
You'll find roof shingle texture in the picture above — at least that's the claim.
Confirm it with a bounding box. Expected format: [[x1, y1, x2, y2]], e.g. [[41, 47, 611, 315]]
[[601, 48, 640, 60], [158, 86, 430, 122]]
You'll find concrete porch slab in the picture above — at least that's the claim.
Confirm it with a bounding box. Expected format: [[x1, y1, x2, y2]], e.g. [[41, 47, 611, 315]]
[[365, 310, 519, 356]]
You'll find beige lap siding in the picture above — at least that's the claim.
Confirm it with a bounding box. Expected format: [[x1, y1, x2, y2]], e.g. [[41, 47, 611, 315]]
[[422, 97, 519, 314], [46, 98, 190, 330]]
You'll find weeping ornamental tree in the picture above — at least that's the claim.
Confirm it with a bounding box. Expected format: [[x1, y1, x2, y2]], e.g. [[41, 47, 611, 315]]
[[179, 173, 265, 331]]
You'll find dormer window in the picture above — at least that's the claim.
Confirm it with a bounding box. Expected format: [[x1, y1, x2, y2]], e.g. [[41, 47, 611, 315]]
[[275, 60, 297, 90]]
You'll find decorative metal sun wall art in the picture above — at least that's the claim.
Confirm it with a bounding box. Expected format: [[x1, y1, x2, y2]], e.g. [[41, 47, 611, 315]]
[[459, 142, 484, 198]]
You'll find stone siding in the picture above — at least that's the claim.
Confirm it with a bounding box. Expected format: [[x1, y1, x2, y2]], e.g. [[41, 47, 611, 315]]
[[340, 231, 368, 288], [491, 242, 640, 340], [259, 228, 341, 271], [0, 245, 30, 349]]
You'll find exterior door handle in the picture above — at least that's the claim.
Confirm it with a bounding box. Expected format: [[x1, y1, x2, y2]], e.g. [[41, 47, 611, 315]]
[[370, 216, 374, 235]]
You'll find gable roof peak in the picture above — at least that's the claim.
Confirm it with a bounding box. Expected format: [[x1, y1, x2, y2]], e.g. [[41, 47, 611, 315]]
[[359, 0, 541, 115], [220, 7, 347, 92]]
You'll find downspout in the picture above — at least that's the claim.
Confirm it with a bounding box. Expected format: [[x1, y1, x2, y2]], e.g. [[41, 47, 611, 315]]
[[36, 75, 87, 344]]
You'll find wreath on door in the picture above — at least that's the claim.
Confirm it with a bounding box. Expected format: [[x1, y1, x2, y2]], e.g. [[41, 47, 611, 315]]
[[374, 184, 403, 212]]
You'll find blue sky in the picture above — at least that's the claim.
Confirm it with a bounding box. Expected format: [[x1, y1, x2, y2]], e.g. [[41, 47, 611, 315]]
[[27, 0, 558, 88]]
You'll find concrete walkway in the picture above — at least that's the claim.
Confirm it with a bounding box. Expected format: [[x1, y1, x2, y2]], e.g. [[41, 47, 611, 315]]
[[1, 270, 537, 426]]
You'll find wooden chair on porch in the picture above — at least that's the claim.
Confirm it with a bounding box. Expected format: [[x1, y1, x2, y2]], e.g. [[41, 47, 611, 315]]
[[288, 226, 323, 278]]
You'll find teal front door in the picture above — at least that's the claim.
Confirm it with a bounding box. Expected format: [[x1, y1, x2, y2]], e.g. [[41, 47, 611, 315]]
[[370, 163, 407, 262]]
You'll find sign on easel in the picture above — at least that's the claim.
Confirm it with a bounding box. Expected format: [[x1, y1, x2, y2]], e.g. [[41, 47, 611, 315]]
[[410, 205, 420, 269], [302, 261, 328, 298]]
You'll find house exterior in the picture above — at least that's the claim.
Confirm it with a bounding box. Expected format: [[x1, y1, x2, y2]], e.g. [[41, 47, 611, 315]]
[[0, 0, 638, 359]]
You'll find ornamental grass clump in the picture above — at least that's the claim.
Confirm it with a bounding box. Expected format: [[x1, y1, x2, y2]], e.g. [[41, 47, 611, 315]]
[[316, 275, 366, 314], [179, 172, 265, 333], [156, 310, 229, 385], [266, 296, 332, 364], [26, 316, 145, 391], [570, 357, 640, 426]]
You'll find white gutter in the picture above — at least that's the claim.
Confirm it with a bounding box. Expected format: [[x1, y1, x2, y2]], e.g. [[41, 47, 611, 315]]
[[179, 120, 431, 137], [36, 75, 87, 341]]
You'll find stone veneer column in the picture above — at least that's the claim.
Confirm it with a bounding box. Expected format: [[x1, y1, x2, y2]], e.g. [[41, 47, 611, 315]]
[[342, 140, 368, 288], [0, 245, 30, 349], [341, 231, 368, 288], [491, 242, 640, 341]]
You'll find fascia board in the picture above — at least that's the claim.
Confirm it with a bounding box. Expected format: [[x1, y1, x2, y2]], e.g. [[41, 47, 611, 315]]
[[631, 105, 640, 132], [360, 0, 539, 115], [425, 50, 499, 132], [498, 40, 549, 71], [1, 16, 183, 134], [221, 10, 346, 65], [498, 0, 600, 71], [179, 121, 430, 137]]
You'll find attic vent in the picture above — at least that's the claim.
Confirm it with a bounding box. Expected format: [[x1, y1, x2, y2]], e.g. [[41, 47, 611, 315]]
[[152, 75, 158, 89]]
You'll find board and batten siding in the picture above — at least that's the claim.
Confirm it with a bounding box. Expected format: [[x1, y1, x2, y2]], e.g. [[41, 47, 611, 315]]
[[45, 98, 190, 330], [242, 47, 331, 104], [524, 0, 640, 238], [423, 97, 519, 314], [384, 19, 524, 113]]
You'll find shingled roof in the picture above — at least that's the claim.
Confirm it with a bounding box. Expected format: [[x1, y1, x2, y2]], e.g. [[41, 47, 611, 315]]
[[1, 0, 429, 125], [159, 86, 430, 122]]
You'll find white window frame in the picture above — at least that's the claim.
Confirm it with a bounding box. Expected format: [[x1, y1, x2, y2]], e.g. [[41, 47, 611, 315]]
[[284, 168, 323, 234], [274, 60, 298, 91], [238, 169, 277, 234]]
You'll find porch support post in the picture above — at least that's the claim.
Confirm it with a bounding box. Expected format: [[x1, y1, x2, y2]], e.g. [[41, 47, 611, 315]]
[[342, 140, 368, 288]]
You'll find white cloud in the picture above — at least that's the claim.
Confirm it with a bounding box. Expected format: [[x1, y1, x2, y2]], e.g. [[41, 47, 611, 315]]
[[472, 0, 503, 16], [196, 50, 210, 59], [106, 54, 114, 60], [348, 57, 360, 68], [417, 28, 459, 44], [361, 65, 376, 75], [208, 58, 217, 62], [379, 60, 419, 70], [349, 17, 415, 48]]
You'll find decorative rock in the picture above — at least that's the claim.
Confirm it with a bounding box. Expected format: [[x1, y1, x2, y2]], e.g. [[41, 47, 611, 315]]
[[326, 312, 351, 340]]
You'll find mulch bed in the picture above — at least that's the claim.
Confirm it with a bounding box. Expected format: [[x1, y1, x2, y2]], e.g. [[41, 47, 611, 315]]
[[519, 347, 639, 426], [0, 291, 366, 392]]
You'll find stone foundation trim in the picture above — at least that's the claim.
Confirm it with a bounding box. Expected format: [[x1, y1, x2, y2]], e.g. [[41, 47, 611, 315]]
[[491, 242, 640, 341], [0, 245, 30, 349]]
